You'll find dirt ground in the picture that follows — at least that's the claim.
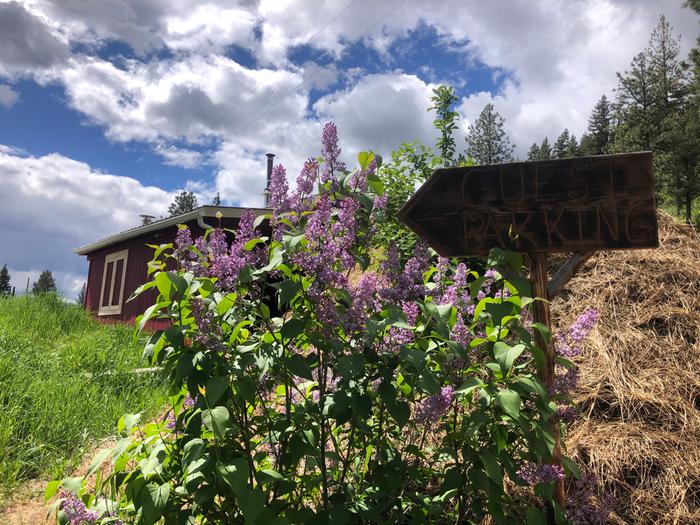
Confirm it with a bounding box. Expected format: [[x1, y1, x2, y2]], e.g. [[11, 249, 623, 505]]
[[0, 479, 53, 525]]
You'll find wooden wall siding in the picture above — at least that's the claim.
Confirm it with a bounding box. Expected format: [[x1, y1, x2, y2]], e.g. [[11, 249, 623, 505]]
[[84, 216, 260, 329]]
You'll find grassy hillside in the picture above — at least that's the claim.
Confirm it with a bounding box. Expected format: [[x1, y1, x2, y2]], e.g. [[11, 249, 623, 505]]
[[0, 294, 164, 505]]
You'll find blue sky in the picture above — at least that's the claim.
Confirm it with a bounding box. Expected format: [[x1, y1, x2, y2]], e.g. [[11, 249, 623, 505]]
[[0, 0, 696, 297]]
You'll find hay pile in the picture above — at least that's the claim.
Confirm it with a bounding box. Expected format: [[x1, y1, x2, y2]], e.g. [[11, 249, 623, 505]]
[[552, 212, 700, 524]]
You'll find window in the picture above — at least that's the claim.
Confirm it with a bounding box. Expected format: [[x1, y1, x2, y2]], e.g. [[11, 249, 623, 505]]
[[98, 249, 128, 315]]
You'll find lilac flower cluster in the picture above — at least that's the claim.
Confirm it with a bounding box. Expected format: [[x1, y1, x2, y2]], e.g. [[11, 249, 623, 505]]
[[556, 405, 579, 424], [380, 243, 430, 304], [165, 393, 196, 430], [348, 158, 376, 192], [269, 164, 290, 211], [566, 471, 614, 524], [320, 122, 346, 183], [517, 462, 565, 486], [415, 386, 455, 425], [437, 263, 475, 316], [190, 298, 226, 352], [556, 308, 600, 358], [345, 272, 383, 334], [60, 490, 99, 525], [551, 367, 580, 396]]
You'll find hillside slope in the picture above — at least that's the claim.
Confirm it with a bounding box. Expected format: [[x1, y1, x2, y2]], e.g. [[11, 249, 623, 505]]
[[555, 212, 700, 524]]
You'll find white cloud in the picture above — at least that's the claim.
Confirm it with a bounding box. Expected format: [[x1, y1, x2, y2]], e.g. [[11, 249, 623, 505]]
[[0, 84, 19, 108], [0, 147, 173, 297]]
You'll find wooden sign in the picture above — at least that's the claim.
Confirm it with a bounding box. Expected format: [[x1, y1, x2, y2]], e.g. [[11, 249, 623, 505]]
[[399, 152, 657, 257]]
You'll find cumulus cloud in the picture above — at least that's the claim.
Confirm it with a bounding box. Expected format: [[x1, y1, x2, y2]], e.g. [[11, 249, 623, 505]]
[[0, 1, 70, 76], [0, 84, 19, 108], [0, 146, 173, 296]]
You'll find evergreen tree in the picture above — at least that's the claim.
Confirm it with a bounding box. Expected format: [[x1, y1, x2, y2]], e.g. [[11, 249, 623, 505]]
[[0, 265, 11, 296], [212, 192, 221, 206], [429, 85, 460, 165], [32, 270, 56, 295], [464, 103, 515, 164], [553, 129, 571, 158], [168, 191, 199, 216], [582, 95, 612, 155], [527, 143, 541, 161], [566, 133, 580, 157], [538, 137, 552, 160]]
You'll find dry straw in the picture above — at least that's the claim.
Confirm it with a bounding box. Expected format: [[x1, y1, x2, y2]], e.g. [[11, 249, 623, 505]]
[[553, 211, 700, 524]]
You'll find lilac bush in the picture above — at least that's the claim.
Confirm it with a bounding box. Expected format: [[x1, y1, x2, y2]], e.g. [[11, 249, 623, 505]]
[[50, 123, 604, 524]]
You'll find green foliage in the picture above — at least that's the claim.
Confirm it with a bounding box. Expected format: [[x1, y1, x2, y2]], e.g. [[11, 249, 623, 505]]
[[580, 95, 612, 155], [375, 141, 440, 261], [0, 265, 11, 296], [32, 269, 56, 295], [464, 103, 515, 164], [53, 146, 577, 524], [429, 85, 460, 165], [168, 190, 199, 217], [0, 294, 163, 503]]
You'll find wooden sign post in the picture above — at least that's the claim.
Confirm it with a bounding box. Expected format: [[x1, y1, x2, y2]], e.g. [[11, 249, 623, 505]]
[[399, 152, 657, 518]]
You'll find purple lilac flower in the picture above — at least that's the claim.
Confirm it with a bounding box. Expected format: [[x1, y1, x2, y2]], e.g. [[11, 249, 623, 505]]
[[484, 268, 498, 280], [566, 471, 614, 524], [269, 164, 290, 211], [372, 194, 388, 213], [517, 462, 565, 486], [451, 313, 472, 346], [551, 367, 580, 396], [190, 299, 226, 352], [556, 405, 579, 424], [416, 386, 455, 425], [60, 490, 99, 525], [320, 122, 346, 183], [348, 158, 376, 192], [345, 272, 383, 334], [556, 309, 600, 358], [166, 394, 196, 430], [296, 157, 318, 196], [380, 243, 429, 303]]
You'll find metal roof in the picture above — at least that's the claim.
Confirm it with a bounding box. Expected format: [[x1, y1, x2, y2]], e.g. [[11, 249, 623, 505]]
[[74, 205, 271, 255]]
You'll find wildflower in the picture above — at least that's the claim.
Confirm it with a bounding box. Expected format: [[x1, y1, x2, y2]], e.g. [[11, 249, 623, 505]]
[[451, 313, 472, 346], [60, 490, 99, 525], [416, 386, 455, 425], [566, 471, 614, 524], [517, 462, 565, 486], [321, 122, 346, 182], [269, 164, 290, 211], [556, 308, 600, 358]]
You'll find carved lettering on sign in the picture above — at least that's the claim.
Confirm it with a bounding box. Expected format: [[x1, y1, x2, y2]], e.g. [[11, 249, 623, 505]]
[[399, 152, 658, 257]]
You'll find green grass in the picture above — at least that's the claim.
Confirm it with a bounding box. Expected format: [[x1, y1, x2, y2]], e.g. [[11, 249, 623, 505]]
[[0, 294, 164, 504]]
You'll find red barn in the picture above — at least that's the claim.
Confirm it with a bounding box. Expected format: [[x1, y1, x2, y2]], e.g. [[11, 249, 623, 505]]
[[74, 206, 270, 328]]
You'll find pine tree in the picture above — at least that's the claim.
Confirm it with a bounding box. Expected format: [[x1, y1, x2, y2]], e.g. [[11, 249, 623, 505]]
[[464, 103, 515, 165], [429, 85, 460, 165], [32, 270, 56, 295], [527, 143, 541, 161], [566, 133, 580, 157], [538, 137, 552, 160], [553, 129, 571, 159], [0, 265, 11, 296], [168, 191, 199, 216], [582, 95, 612, 155]]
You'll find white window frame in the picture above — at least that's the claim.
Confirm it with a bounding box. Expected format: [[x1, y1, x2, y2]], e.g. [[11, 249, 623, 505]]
[[98, 249, 129, 316]]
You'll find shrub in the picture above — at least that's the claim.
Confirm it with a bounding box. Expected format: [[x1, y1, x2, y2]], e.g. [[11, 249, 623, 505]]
[[50, 124, 603, 524]]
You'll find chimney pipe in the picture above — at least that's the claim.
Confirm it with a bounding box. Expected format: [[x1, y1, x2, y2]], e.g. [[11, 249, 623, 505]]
[[264, 153, 275, 207]]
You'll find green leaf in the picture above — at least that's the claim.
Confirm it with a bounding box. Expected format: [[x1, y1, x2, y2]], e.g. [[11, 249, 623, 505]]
[[253, 213, 269, 230], [44, 480, 61, 503], [285, 354, 314, 380], [258, 468, 284, 483], [202, 406, 230, 439], [480, 451, 503, 485], [155, 271, 188, 301], [278, 280, 301, 307], [358, 151, 374, 171], [206, 376, 229, 405], [493, 342, 526, 375], [142, 482, 170, 524], [239, 487, 265, 524], [496, 389, 521, 419], [526, 507, 548, 525], [388, 401, 411, 428], [562, 455, 581, 478], [281, 318, 305, 340]]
